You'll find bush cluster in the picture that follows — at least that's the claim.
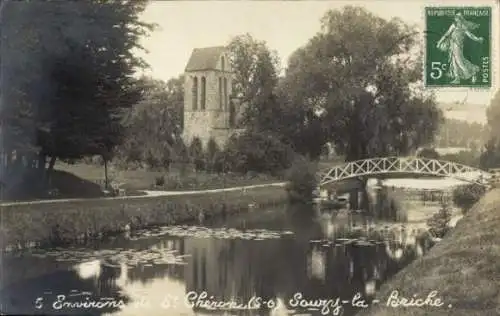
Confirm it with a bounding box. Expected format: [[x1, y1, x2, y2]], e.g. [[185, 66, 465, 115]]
[[284, 156, 318, 204], [427, 203, 452, 238], [452, 183, 486, 214], [222, 131, 296, 176], [113, 131, 296, 177], [179, 132, 296, 175]]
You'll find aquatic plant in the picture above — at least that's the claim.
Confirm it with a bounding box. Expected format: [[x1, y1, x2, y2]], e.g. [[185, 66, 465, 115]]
[[131, 226, 294, 240], [27, 246, 190, 267]]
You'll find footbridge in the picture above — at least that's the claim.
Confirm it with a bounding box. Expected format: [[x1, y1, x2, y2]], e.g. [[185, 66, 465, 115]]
[[319, 157, 492, 187]]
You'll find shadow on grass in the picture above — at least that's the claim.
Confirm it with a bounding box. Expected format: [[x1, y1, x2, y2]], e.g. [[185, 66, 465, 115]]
[[51, 170, 105, 199], [2, 170, 105, 202]]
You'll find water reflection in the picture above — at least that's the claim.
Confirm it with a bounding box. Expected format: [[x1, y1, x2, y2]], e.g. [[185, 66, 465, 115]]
[[0, 197, 435, 316]]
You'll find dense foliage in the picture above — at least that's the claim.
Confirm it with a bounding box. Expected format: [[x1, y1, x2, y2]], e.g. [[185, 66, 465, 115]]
[[2, 1, 153, 181], [205, 138, 222, 172], [452, 184, 487, 214], [225, 7, 443, 163], [222, 132, 296, 176], [227, 33, 281, 128], [427, 203, 452, 238], [435, 119, 487, 149], [115, 76, 184, 170], [417, 148, 440, 159], [281, 7, 443, 161], [1, 3, 448, 200], [188, 137, 205, 171], [480, 90, 500, 169], [284, 157, 318, 203], [441, 151, 481, 168]]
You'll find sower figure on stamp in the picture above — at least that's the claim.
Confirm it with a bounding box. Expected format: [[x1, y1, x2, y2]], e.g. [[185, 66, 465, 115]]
[[436, 12, 484, 84]]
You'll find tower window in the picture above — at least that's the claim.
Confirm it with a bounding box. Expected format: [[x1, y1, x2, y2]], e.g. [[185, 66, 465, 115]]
[[200, 77, 206, 110], [221, 56, 225, 71], [219, 77, 223, 109], [192, 77, 198, 110]]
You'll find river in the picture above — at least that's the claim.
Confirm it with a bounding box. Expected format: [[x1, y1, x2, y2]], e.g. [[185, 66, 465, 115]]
[[0, 183, 461, 316]]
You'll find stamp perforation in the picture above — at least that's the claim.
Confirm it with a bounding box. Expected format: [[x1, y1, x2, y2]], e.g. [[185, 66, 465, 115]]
[[423, 5, 493, 89]]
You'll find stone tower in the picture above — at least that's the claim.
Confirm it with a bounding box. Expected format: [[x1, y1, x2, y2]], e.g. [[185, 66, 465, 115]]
[[183, 46, 241, 147]]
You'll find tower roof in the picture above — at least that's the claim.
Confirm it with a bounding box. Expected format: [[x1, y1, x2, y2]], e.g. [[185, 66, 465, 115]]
[[185, 46, 227, 72]]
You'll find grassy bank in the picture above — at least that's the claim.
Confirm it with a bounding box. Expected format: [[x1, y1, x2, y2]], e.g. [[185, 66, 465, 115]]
[[56, 162, 280, 190], [359, 188, 500, 316], [0, 185, 287, 251], [2, 162, 282, 202]]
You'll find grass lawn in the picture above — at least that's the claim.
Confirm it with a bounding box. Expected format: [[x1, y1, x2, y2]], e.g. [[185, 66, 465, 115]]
[[358, 188, 500, 316], [51, 161, 281, 197], [55, 161, 167, 191], [5, 156, 344, 202]]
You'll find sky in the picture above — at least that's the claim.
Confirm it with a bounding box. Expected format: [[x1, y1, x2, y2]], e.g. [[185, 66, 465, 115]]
[[136, 0, 499, 106]]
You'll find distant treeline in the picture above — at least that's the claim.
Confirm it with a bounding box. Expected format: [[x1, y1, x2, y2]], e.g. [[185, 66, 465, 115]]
[[434, 119, 488, 150]]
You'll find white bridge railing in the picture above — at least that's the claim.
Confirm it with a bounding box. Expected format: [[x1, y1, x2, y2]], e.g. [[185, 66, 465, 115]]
[[319, 157, 492, 186]]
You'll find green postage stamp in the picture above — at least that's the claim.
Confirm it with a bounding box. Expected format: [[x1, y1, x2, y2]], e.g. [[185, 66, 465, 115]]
[[424, 6, 492, 88]]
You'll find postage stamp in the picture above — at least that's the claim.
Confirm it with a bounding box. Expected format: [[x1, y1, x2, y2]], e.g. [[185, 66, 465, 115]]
[[424, 6, 492, 88]]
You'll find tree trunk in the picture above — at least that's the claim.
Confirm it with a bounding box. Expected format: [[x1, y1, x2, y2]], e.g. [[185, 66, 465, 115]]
[[6, 151, 12, 167], [104, 156, 109, 189], [37, 153, 47, 172], [46, 156, 57, 188]]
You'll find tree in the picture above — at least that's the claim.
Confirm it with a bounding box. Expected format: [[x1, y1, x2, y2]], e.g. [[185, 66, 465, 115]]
[[223, 131, 296, 175], [282, 6, 443, 161], [117, 76, 183, 169], [435, 119, 487, 148], [486, 90, 500, 136], [285, 156, 318, 204], [227, 34, 281, 129], [227, 34, 326, 160], [480, 137, 500, 169], [480, 90, 500, 168], [1, 1, 154, 187]]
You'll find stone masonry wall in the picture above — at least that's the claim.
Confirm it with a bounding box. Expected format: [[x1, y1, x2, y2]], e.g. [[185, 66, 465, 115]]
[[183, 64, 235, 147]]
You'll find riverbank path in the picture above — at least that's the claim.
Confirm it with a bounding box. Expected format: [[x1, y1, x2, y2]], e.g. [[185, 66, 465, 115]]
[[0, 182, 287, 207]]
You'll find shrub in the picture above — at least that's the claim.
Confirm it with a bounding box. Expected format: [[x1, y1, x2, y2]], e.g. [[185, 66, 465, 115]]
[[223, 131, 296, 175], [171, 140, 189, 164], [212, 151, 231, 174], [189, 137, 205, 171], [427, 203, 452, 238], [205, 137, 221, 172], [452, 183, 486, 214], [154, 175, 165, 187], [284, 156, 318, 204], [417, 148, 440, 159]]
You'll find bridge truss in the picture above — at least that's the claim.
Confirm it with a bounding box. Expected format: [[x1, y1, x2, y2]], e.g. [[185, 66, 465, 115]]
[[319, 157, 492, 186]]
